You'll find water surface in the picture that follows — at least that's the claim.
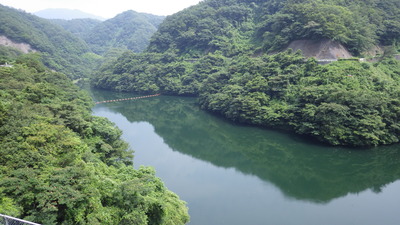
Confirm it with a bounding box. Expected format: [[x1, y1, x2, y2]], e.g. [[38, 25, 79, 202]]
[[92, 90, 400, 225]]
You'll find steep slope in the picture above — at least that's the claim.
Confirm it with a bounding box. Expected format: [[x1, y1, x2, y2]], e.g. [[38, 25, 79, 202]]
[[0, 49, 189, 224], [147, 0, 257, 56], [84, 10, 165, 54], [148, 0, 399, 56], [93, 0, 400, 146], [0, 4, 94, 79]]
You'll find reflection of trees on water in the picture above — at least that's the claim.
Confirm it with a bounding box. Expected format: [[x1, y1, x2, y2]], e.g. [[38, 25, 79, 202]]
[[92, 89, 400, 203]]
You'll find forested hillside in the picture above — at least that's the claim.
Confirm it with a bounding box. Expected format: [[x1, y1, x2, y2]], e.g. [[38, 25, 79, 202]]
[[84, 11, 165, 54], [148, 0, 399, 56], [93, 0, 400, 146], [0, 5, 99, 79], [51, 18, 102, 40], [0, 52, 189, 224]]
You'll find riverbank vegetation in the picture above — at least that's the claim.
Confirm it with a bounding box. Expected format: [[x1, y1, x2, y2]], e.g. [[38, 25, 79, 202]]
[[92, 0, 400, 146], [0, 53, 189, 224], [93, 50, 400, 146], [89, 92, 400, 203], [0, 0, 399, 222]]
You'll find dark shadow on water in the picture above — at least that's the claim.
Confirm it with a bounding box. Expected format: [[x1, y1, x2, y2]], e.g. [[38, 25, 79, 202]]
[[91, 89, 400, 204]]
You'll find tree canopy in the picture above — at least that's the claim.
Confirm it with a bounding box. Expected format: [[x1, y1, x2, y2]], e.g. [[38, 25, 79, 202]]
[[148, 0, 400, 56], [0, 51, 189, 224], [0, 4, 96, 79], [83, 11, 165, 55], [92, 0, 400, 146], [51, 18, 102, 40]]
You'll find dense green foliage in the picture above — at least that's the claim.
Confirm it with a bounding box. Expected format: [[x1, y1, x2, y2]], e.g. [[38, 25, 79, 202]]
[[51, 18, 102, 40], [148, 0, 400, 56], [258, 0, 400, 54], [93, 50, 400, 146], [200, 52, 400, 146], [84, 11, 165, 55], [0, 53, 189, 224], [0, 45, 23, 64], [148, 0, 256, 56], [0, 4, 100, 79], [93, 0, 400, 146], [93, 52, 189, 94]]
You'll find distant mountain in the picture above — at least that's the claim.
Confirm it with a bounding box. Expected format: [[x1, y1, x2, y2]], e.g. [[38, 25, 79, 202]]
[[34, 8, 105, 21], [84, 10, 165, 54], [0, 4, 95, 79]]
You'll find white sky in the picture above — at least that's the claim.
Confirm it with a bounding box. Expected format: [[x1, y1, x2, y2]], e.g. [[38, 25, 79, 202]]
[[0, 0, 203, 18]]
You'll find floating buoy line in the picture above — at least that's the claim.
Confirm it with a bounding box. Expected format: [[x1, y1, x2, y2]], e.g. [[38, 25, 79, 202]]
[[95, 94, 161, 104]]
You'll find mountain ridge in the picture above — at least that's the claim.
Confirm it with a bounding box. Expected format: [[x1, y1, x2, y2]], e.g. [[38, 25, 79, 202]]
[[0, 4, 98, 79], [34, 8, 106, 21], [84, 10, 165, 54]]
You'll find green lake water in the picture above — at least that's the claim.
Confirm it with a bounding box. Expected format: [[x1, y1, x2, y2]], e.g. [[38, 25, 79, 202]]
[[92, 89, 400, 225]]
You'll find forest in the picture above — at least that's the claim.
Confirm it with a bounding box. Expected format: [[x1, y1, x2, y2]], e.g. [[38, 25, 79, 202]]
[[0, 52, 189, 224], [93, 0, 400, 146], [0, 5, 164, 79], [0, 5, 95, 79], [50, 10, 164, 56], [73, 11, 164, 55], [0, 4, 193, 224], [1, 0, 400, 223], [147, 0, 400, 56]]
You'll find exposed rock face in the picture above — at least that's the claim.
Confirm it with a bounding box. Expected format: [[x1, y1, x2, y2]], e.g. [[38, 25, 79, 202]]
[[286, 39, 352, 60], [0, 35, 36, 53]]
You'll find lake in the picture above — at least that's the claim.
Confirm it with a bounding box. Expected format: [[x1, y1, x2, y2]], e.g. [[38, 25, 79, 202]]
[[91, 89, 400, 225]]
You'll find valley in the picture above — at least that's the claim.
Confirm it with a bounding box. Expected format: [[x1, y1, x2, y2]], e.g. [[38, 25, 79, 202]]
[[0, 0, 399, 224]]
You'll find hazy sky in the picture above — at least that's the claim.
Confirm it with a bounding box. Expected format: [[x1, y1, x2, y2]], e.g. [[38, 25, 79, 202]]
[[1, 0, 203, 18]]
